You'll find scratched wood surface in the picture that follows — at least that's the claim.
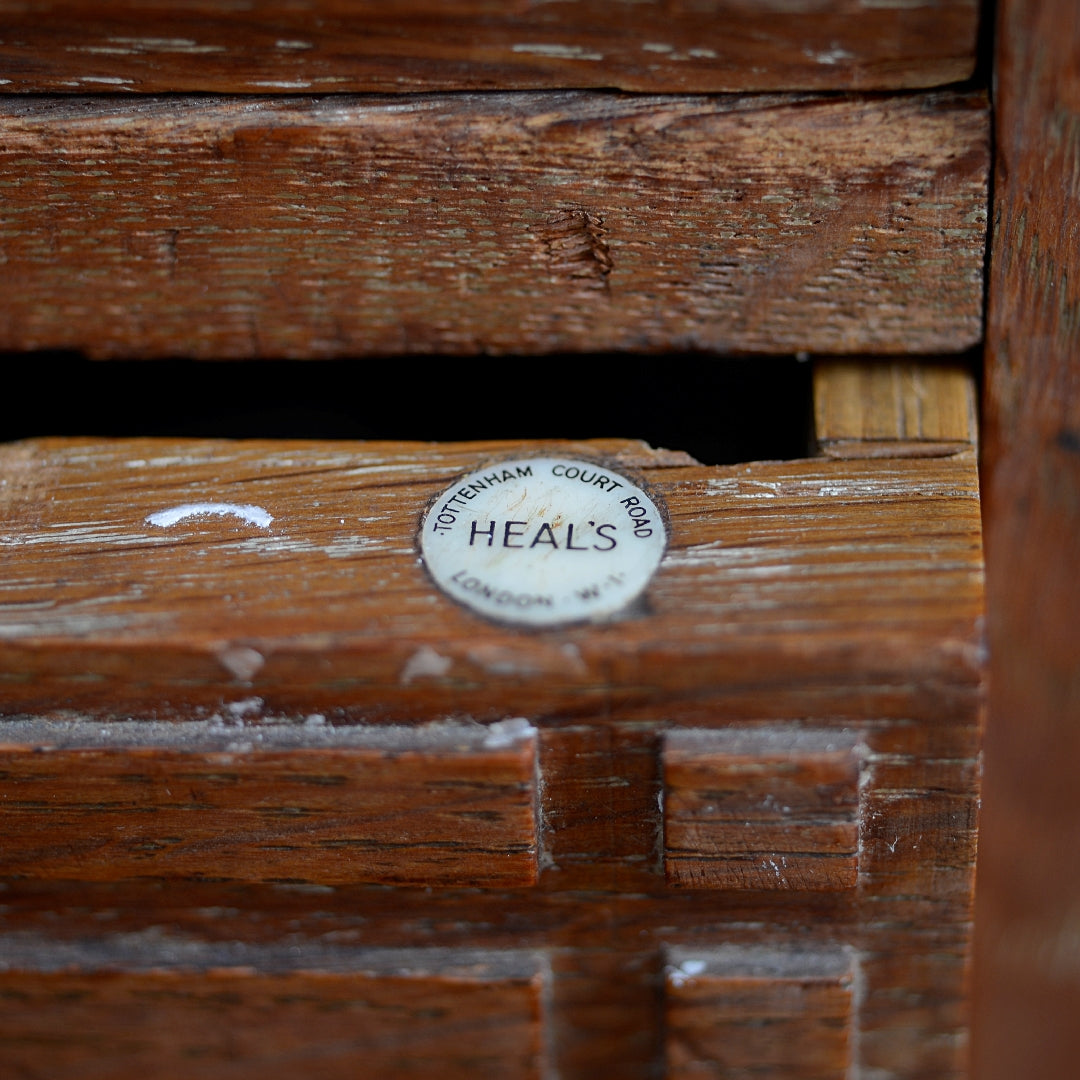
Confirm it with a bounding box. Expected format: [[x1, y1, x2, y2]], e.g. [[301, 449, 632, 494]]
[[0, 91, 988, 359], [0, 404, 983, 1076], [0, 0, 979, 94], [0, 718, 538, 887], [664, 946, 854, 1079], [0, 436, 984, 723], [0, 941, 547, 1080], [974, 0, 1080, 1076], [663, 729, 861, 891]]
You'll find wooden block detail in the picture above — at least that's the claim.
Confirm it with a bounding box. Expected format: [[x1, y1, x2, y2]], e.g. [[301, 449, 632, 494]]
[[0, 936, 547, 1079], [0, 437, 985, 725], [0, 1, 979, 94], [537, 726, 663, 892], [814, 358, 979, 456], [665, 944, 854, 1079], [0, 91, 987, 359], [663, 729, 861, 891], [859, 756, 980, 903], [0, 718, 538, 888], [549, 950, 665, 1080]]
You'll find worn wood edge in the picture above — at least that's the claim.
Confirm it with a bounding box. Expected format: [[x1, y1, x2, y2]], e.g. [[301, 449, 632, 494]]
[[0, 436, 986, 723], [0, 931, 548, 979], [0, 1, 979, 94], [0, 91, 990, 359], [0, 715, 540, 888]]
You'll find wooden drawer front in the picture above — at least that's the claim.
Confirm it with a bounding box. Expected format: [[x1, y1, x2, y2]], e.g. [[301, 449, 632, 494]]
[[665, 945, 854, 1079], [663, 729, 861, 891], [0, 1, 979, 94], [0, 92, 987, 359], [0, 938, 547, 1080], [0, 719, 538, 888]]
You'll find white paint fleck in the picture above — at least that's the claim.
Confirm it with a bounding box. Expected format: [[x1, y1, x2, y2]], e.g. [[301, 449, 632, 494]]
[[107, 37, 226, 54], [400, 646, 453, 685], [481, 718, 537, 750], [642, 42, 673, 53], [218, 646, 265, 682], [511, 44, 604, 61], [250, 80, 313, 89], [225, 697, 263, 721], [145, 502, 274, 529], [275, 40, 314, 50], [668, 958, 707, 987], [687, 48, 717, 59], [803, 45, 855, 65]]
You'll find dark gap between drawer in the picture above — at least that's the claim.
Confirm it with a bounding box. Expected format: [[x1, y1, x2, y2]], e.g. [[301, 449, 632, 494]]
[[2, 353, 813, 467]]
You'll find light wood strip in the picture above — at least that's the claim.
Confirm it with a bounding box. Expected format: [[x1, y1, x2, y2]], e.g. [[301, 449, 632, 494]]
[[814, 359, 979, 455]]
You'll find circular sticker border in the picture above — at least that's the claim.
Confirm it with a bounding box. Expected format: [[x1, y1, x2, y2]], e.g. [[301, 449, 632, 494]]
[[417, 452, 669, 629]]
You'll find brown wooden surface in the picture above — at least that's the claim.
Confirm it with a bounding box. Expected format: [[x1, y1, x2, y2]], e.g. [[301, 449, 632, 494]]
[[663, 729, 860, 891], [814, 358, 979, 458], [0, 91, 988, 359], [0, 941, 546, 1079], [0, 436, 984, 723], [665, 946, 853, 1078], [974, 0, 1080, 1076], [0, 718, 538, 887], [0, 0, 979, 95], [0, 399, 984, 1075]]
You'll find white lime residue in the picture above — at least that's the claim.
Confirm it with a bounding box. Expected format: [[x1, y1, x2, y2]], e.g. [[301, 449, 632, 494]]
[[145, 502, 273, 529]]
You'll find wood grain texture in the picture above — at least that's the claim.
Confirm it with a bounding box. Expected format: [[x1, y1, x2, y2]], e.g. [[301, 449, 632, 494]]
[[974, 0, 1080, 1076], [0, 851, 978, 1078], [0, 939, 547, 1080], [0, 91, 988, 358], [814, 358, 979, 457], [664, 945, 853, 1078], [663, 729, 860, 891], [0, 427, 984, 1078], [0, 437, 984, 723], [0, 718, 538, 887], [0, 0, 979, 94]]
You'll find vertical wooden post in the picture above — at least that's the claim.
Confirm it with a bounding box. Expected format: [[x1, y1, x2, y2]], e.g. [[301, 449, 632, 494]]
[[975, 1, 1080, 1076]]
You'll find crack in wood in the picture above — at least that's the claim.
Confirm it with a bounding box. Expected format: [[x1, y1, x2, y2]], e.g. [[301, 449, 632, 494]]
[[538, 209, 613, 293]]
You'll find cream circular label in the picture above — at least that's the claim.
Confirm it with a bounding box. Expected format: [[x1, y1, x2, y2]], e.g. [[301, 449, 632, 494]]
[[420, 457, 667, 627]]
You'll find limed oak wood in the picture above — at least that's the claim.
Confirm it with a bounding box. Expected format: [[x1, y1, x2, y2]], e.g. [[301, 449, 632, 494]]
[[663, 729, 860, 891], [974, 0, 1080, 1076], [0, 0, 979, 95], [0, 718, 538, 887], [0, 420, 984, 1077], [665, 945, 853, 1078], [0, 437, 984, 724], [0, 92, 988, 358], [0, 940, 547, 1080]]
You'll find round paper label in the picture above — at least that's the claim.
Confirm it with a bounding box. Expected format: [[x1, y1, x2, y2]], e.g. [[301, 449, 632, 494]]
[[420, 457, 667, 627]]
